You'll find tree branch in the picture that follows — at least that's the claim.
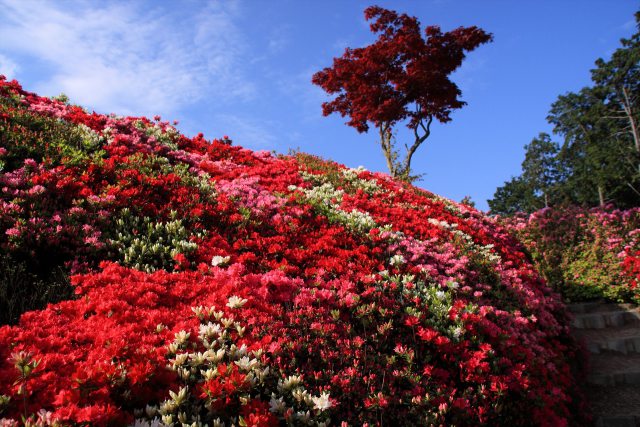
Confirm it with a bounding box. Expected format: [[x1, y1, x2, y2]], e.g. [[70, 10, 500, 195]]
[[401, 114, 432, 179], [627, 182, 640, 198]]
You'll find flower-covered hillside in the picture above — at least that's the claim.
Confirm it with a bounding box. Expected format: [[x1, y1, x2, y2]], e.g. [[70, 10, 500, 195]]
[[502, 206, 640, 304], [0, 76, 586, 426]]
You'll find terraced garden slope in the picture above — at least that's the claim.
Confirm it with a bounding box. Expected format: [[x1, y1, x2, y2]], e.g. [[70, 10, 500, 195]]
[[0, 76, 587, 426]]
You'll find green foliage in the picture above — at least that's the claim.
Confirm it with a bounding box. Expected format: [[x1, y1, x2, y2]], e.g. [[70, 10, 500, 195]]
[[293, 153, 344, 184], [521, 133, 562, 207], [460, 195, 475, 207], [0, 252, 73, 325], [109, 208, 199, 273], [51, 93, 70, 104], [591, 12, 640, 149], [135, 119, 181, 150], [0, 96, 105, 171], [488, 176, 540, 215], [549, 87, 636, 206], [563, 249, 626, 302]]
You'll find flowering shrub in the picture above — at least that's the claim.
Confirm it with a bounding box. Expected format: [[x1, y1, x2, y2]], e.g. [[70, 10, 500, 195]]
[[132, 300, 331, 427], [0, 76, 588, 426], [109, 208, 199, 273], [502, 206, 640, 304], [622, 250, 640, 291]]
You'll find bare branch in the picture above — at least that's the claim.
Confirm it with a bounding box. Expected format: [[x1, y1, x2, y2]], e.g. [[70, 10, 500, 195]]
[[627, 182, 640, 198], [603, 115, 631, 120], [401, 115, 433, 179]]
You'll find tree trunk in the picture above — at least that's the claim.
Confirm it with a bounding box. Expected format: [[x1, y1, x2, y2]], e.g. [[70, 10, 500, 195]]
[[378, 123, 396, 177], [598, 185, 605, 207], [621, 86, 640, 154], [620, 86, 640, 174], [378, 114, 432, 181]]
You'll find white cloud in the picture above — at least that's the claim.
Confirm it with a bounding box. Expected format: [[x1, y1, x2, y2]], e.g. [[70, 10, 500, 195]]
[[0, 0, 255, 116], [0, 53, 18, 79]]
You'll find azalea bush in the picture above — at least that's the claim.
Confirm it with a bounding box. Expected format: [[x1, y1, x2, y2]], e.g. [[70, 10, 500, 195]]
[[502, 206, 640, 304], [0, 76, 588, 426]]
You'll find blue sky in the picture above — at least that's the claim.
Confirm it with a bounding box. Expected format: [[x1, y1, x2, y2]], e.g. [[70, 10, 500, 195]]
[[0, 0, 637, 210]]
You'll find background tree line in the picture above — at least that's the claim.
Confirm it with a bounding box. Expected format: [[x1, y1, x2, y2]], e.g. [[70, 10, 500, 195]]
[[489, 12, 640, 215]]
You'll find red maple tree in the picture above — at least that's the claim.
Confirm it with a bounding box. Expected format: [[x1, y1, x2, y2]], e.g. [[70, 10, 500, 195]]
[[312, 6, 492, 181]]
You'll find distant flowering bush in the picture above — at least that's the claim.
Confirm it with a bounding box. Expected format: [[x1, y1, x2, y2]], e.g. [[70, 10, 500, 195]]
[[0, 76, 588, 426], [501, 206, 640, 304]]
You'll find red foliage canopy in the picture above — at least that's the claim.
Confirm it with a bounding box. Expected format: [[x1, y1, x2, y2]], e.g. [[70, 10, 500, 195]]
[[312, 6, 493, 133]]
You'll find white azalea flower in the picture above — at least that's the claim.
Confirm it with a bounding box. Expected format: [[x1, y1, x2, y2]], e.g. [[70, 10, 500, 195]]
[[279, 375, 302, 391], [389, 254, 406, 266], [311, 391, 332, 411], [199, 322, 222, 338], [234, 356, 258, 371], [211, 255, 231, 267], [129, 417, 163, 427], [269, 395, 286, 413], [174, 330, 190, 345], [226, 295, 248, 309]]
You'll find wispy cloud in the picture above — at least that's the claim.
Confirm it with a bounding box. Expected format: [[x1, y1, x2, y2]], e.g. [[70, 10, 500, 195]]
[[0, 0, 254, 116], [0, 53, 18, 79]]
